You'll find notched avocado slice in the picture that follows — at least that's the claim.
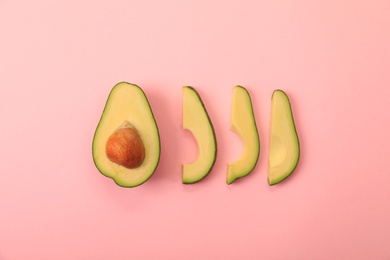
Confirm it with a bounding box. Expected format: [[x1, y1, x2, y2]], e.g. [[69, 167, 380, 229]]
[[227, 86, 260, 184], [92, 82, 161, 188], [182, 86, 217, 184], [268, 89, 300, 185]]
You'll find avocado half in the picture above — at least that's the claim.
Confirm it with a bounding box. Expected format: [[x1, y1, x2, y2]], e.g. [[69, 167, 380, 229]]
[[227, 86, 260, 184], [268, 89, 300, 185], [182, 86, 217, 184], [92, 82, 161, 187]]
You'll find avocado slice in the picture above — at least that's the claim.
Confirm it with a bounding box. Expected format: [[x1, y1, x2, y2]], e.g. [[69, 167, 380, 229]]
[[268, 90, 300, 185], [92, 82, 160, 187], [227, 86, 260, 184], [182, 86, 217, 184]]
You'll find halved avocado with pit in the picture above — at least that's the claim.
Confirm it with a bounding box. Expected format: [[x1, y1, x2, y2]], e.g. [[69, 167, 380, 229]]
[[92, 82, 160, 187]]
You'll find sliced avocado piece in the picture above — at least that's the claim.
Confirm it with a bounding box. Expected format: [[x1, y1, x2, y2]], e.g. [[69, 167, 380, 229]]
[[182, 86, 217, 184], [92, 82, 160, 187], [227, 86, 260, 184], [268, 89, 300, 185]]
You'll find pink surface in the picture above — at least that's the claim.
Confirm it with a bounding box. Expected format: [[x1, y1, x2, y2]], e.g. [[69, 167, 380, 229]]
[[1, 0, 390, 259]]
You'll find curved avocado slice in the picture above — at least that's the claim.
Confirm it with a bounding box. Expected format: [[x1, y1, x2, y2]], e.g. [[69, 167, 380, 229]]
[[182, 86, 217, 184], [92, 82, 160, 187], [227, 86, 260, 184], [268, 90, 300, 185]]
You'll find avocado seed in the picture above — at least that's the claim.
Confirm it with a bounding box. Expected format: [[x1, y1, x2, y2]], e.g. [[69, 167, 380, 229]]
[[106, 121, 145, 168]]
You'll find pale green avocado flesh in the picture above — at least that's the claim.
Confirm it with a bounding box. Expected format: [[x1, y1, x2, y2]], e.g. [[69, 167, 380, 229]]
[[227, 86, 260, 184], [182, 86, 217, 184], [92, 82, 160, 187], [268, 90, 300, 185]]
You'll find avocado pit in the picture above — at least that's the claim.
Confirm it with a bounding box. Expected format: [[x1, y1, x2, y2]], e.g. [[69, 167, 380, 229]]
[[105, 121, 145, 169]]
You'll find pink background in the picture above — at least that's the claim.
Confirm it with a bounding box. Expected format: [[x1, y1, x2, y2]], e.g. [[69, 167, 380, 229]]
[[1, 0, 390, 259]]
